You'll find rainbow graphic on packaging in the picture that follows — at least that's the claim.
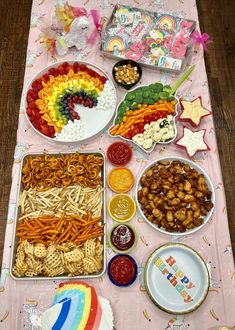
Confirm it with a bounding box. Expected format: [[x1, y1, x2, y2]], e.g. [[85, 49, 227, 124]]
[[154, 255, 195, 303]]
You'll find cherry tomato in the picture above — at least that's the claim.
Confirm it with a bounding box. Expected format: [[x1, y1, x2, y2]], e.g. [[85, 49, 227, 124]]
[[133, 128, 139, 135]]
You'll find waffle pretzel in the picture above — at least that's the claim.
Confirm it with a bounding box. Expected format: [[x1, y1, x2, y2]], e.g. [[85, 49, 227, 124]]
[[84, 239, 96, 257], [34, 243, 47, 258], [64, 248, 84, 263]]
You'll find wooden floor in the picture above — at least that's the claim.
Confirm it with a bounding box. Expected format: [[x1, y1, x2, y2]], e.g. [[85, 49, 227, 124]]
[[0, 0, 234, 268]]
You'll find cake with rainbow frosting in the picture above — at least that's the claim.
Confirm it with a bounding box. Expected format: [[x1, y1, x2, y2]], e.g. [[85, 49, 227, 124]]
[[41, 281, 113, 330]]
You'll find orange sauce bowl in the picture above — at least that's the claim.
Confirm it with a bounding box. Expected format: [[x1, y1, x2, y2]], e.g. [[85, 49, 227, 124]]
[[108, 167, 135, 193]]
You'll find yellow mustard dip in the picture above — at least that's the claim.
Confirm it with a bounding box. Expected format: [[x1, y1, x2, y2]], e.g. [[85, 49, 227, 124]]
[[108, 194, 136, 222]]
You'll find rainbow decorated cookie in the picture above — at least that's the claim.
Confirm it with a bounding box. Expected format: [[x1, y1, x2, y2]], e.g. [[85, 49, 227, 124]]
[[25, 62, 116, 141], [155, 14, 177, 31], [103, 36, 127, 52], [175, 126, 209, 157], [179, 97, 211, 127]]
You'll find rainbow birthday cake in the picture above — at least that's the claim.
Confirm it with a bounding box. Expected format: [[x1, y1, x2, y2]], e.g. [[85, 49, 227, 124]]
[[41, 281, 113, 330]]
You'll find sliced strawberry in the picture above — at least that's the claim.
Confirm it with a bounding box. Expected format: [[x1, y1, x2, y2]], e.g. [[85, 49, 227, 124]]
[[73, 62, 79, 73], [32, 85, 39, 93], [48, 126, 55, 136], [65, 66, 70, 74], [100, 76, 107, 84], [32, 81, 38, 88], [38, 118, 47, 125], [35, 111, 41, 119], [35, 78, 42, 84], [37, 82, 43, 90], [28, 114, 35, 122], [28, 101, 35, 108], [26, 107, 32, 116], [48, 68, 56, 75], [79, 64, 86, 71], [41, 125, 49, 136], [27, 95, 34, 103], [34, 122, 41, 130], [58, 66, 65, 75], [42, 73, 50, 81], [63, 62, 69, 68]]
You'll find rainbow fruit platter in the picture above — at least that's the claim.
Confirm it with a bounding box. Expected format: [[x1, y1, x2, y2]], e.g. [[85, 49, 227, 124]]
[[25, 61, 117, 142]]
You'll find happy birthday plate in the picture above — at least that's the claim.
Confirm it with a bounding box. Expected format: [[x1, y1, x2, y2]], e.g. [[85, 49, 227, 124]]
[[144, 243, 209, 314]]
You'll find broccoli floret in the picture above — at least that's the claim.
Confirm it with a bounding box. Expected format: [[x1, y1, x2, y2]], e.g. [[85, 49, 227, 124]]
[[159, 91, 169, 100], [135, 95, 143, 104], [153, 83, 163, 93], [118, 109, 126, 117], [122, 100, 132, 108], [146, 98, 155, 104], [152, 93, 160, 102], [167, 95, 176, 101], [125, 91, 136, 101], [115, 116, 122, 124], [135, 88, 143, 96], [149, 84, 156, 92], [143, 91, 150, 98], [130, 102, 138, 110], [142, 86, 149, 92], [163, 85, 172, 93]]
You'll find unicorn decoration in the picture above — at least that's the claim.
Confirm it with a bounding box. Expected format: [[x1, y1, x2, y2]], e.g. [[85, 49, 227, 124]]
[[165, 315, 190, 330], [55, 16, 89, 56], [40, 2, 100, 57]]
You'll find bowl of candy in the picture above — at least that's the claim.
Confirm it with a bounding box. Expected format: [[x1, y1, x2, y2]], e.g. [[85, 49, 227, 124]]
[[24, 61, 117, 143], [112, 60, 142, 90]]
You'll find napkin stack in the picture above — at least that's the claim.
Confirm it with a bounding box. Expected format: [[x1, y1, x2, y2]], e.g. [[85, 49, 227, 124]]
[[41, 281, 113, 330]]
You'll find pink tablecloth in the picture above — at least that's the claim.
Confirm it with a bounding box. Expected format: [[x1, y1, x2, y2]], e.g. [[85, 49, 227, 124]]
[[0, 0, 235, 329]]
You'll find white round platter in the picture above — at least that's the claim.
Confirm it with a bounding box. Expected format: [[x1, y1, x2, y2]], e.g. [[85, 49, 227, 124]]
[[144, 243, 210, 314], [136, 156, 215, 236], [23, 61, 117, 143]]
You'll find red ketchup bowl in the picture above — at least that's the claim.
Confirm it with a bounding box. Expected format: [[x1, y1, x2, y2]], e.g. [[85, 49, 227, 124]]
[[107, 254, 138, 287], [107, 141, 132, 166]]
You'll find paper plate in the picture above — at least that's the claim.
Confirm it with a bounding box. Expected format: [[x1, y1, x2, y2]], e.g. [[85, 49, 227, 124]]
[[144, 243, 209, 314]]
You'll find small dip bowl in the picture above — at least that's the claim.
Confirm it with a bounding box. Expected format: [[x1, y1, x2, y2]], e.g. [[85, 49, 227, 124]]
[[107, 168, 135, 193], [108, 223, 138, 254], [106, 141, 132, 167], [108, 193, 136, 223], [107, 254, 138, 287], [112, 60, 142, 90]]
